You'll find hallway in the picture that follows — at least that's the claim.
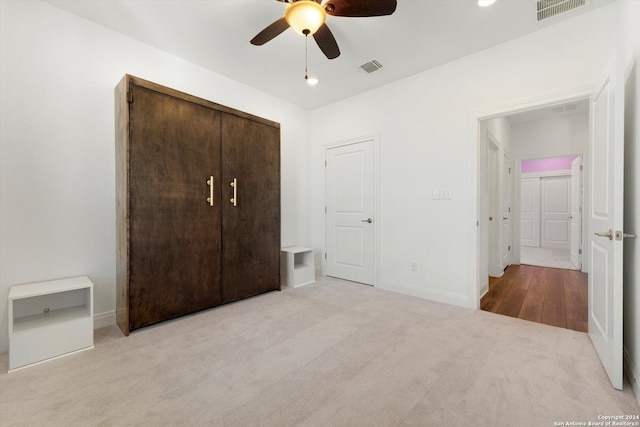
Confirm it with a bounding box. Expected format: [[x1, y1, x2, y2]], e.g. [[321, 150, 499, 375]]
[[520, 246, 578, 270], [481, 264, 588, 332]]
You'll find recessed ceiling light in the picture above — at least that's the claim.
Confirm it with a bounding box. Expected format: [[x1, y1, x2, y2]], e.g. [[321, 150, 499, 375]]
[[478, 0, 496, 7]]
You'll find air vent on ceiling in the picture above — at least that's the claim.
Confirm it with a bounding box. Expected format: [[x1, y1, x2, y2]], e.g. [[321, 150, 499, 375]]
[[536, 0, 586, 21], [359, 60, 383, 74], [552, 103, 578, 114]]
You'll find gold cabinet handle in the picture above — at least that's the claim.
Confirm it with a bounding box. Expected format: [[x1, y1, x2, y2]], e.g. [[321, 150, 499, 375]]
[[206, 176, 214, 206], [230, 178, 237, 207]]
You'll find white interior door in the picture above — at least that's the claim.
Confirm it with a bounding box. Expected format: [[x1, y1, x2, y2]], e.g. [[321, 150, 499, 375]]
[[589, 54, 624, 390], [487, 139, 501, 277], [520, 177, 540, 247], [326, 140, 374, 285], [501, 155, 512, 269], [570, 156, 583, 269], [540, 176, 571, 249]]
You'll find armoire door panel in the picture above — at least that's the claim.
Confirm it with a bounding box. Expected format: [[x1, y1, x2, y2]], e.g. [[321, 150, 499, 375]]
[[220, 113, 280, 303], [128, 84, 222, 329], [116, 75, 281, 336]]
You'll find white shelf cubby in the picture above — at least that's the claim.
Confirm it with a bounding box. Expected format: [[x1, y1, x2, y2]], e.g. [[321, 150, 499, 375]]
[[281, 247, 315, 288], [8, 276, 94, 372]]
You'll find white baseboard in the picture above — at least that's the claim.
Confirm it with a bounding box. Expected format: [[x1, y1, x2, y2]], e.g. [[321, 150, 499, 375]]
[[480, 280, 489, 298], [377, 280, 468, 308], [94, 310, 116, 329], [623, 345, 640, 406]]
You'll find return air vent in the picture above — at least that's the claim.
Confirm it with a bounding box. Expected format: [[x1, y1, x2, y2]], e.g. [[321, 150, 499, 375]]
[[359, 60, 383, 74], [552, 103, 579, 114], [536, 0, 586, 21]]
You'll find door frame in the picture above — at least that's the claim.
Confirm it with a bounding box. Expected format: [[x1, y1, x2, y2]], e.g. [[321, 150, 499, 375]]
[[323, 134, 381, 286], [501, 152, 513, 271], [570, 155, 584, 270], [469, 86, 593, 309], [486, 134, 503, 278]]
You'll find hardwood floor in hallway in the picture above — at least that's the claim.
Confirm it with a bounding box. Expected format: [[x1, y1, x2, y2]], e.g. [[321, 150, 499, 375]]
[[481, 264, 588, 332]]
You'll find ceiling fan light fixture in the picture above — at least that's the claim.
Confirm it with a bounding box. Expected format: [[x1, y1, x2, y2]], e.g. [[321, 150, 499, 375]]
[[478, 0, 496, 6], [305, 75, 319, 86], [285, 1, 326, 36]]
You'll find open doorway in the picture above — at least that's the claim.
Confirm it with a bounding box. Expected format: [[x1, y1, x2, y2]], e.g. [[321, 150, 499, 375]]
[[519, 155, 583, 270], [479, 97, 590, 332]]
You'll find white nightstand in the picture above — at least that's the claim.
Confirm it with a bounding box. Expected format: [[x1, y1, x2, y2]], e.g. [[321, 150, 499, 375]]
[[8, 276, 94, 372], [281, 247, 315, 288]]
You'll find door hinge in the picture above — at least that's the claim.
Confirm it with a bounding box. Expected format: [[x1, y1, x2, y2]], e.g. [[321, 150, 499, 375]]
[[579, 249, 582, 254], [508, 207, 511, 213], [324, 206, 327, 213], [508, 167, 511, 174], [324, 253, 327, 260], [126, 92, 133, 103], [325, 160, 327, 167], [580, 165, 583, 171], [508, 245, 511, 251]]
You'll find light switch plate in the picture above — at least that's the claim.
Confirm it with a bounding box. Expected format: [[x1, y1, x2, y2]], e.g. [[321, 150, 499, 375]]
[[432, 190, 452, 200]]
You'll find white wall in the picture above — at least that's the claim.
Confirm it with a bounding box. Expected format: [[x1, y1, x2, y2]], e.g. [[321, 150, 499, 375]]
[[511, 113, 589, 158], [620, 0, 640, 406], [0, 0, 311, 352], [309, 4, 617, 308]]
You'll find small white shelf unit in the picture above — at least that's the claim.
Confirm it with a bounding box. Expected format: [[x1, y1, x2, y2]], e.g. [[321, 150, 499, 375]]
[[8, 276, 94, 372], [281, 246, 315, 288]]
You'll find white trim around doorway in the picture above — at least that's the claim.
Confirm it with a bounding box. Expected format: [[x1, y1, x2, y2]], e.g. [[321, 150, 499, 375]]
[[467, 85, 593, 310], [322, 133, 381, 287]]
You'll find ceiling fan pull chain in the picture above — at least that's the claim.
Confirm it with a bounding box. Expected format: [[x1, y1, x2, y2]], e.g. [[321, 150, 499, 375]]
[[304, 31, 309, 81]]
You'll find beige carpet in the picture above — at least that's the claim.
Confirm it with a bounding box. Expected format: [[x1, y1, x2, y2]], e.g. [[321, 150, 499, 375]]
[[1, 277, 638, 426]]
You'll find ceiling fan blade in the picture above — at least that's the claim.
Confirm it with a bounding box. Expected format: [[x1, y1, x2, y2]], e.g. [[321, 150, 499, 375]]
[[250, 17, 290, 46], [313, 23, 340, 59], [324, 0, 397, 17]]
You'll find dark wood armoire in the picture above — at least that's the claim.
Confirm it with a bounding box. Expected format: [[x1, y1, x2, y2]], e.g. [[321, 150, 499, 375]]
[[115, 75, 280, 336]]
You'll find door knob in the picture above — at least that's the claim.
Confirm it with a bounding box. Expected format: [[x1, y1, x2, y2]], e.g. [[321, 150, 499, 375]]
[[594, 229, 613, 240], [361, 218, 373, 223]]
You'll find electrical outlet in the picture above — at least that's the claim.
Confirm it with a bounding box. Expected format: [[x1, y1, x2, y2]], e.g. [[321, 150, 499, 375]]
[[432, 190, 452, 200]]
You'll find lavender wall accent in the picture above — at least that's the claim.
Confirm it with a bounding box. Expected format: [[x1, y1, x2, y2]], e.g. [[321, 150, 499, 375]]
[[520, 155, 578, 173]]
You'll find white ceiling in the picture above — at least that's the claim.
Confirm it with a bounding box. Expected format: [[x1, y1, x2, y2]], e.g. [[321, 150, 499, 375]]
[[45, 0, 614, 110]]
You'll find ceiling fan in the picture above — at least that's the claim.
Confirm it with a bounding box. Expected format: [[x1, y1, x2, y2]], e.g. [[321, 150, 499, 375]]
[[250, 0, 398, 60]]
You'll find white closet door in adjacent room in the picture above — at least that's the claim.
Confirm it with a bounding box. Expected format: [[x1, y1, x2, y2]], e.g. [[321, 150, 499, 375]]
[[540, 176, 571, 249], [520, 177, 540, 247]]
